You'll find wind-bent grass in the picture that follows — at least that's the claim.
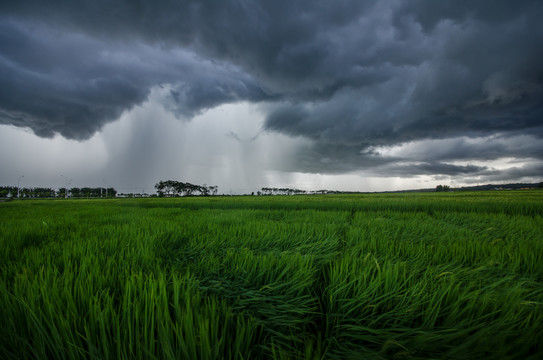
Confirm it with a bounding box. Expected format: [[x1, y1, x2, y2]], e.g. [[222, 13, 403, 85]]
[[1, 191, 542, 359]]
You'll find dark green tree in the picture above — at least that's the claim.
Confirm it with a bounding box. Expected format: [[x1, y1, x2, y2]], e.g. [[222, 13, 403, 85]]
[[155, 180, 213, 197], [69, 188, 81, 197]]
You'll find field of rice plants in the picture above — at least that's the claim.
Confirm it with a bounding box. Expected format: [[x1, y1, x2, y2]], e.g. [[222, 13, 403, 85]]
[[1, 191, 542, 359]]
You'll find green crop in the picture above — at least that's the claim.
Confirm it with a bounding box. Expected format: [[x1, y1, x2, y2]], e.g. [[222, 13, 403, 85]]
[[1, 191, 542, 359]]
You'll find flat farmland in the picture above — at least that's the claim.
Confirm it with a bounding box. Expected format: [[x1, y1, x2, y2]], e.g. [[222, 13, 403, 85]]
[[1, 192, 542, 359]]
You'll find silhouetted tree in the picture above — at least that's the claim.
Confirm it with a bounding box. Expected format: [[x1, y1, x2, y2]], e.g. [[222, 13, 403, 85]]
[[155, 180, 214, 197]]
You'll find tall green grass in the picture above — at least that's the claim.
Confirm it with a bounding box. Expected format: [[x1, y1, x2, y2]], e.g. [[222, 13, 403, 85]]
[[1, 191, 542, 359]]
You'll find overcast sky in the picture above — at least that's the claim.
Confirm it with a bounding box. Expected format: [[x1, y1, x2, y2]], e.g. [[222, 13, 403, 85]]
[[1, 0, 542, 194]]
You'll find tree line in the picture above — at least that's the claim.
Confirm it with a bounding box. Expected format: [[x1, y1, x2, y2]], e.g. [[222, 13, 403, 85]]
[[154, 180, 218, 197], [435, 185, 451, 192], [0, 186, 117, 198], [259, 187, 307, 195], [258, 187, 328, 195]]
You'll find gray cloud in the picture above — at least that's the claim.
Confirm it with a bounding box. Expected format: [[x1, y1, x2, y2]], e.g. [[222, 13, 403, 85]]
[[1, 0, 542, 180]]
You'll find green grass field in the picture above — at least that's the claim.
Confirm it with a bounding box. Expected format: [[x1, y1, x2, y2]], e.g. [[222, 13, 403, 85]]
[[1, 191, 542, 359]]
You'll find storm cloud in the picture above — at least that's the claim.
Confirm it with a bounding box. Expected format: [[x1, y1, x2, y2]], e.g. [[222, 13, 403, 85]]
[[1, 0, 542, 182]]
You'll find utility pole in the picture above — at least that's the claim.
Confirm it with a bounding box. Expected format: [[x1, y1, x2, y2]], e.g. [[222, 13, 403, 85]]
[[17, 175, 24, 198], [61, 174, 71, 198]]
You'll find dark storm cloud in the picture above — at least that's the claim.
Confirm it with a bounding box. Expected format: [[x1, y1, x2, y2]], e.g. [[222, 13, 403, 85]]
[[0, 20, 147, 139], [282, 140, 490, 177], [476, 163, 543, 183], [0, 11, 269, 139], [1, 0, 542, 178], [264, 3, 543, 144], [394, 135, 543, 163], [397, 162, 487, 176]]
